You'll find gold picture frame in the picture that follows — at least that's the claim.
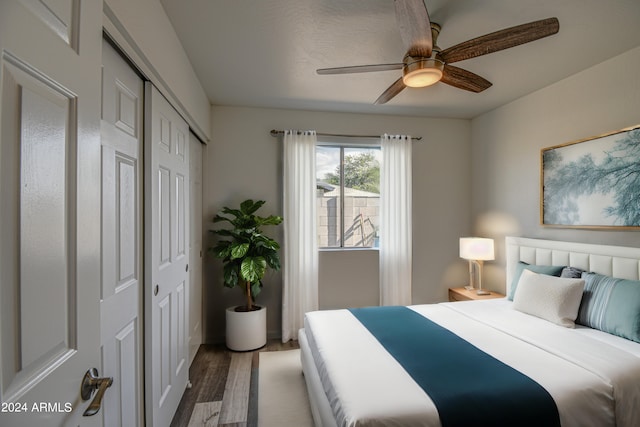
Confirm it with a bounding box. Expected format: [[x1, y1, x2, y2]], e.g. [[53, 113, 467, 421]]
[[540, 125, 640, 229]]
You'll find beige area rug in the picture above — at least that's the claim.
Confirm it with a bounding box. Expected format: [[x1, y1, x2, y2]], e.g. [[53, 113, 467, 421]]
[[258, 349, 314, 427]]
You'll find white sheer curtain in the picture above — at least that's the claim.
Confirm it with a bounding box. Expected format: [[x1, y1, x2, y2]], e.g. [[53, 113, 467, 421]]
[[282, 130, 319, 342], [379, 134, 413, 306]]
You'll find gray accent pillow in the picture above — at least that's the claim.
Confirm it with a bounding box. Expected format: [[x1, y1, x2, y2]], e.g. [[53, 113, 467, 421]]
[[560, 266, 585, 279]]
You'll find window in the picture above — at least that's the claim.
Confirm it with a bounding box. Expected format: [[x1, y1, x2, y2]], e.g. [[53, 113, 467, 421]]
[[316, 144, 381, 248]]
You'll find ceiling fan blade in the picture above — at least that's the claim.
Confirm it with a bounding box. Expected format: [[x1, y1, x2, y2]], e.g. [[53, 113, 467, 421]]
[[394, 0, 432, 58], [317, 63, 403, 75], [374, 77, 406, 104], [441, 64, 492, 93], [439, 17, 559, 64]]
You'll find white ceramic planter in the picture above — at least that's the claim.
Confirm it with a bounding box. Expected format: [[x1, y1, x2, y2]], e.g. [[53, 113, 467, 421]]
[[225, 305, 267, 351]]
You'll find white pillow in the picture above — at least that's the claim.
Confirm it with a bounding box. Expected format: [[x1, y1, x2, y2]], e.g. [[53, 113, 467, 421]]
[[512, 269, 585, 328]]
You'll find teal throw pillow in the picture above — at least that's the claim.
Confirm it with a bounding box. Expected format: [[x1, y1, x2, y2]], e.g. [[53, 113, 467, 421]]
[[577, 273, 640, 343], [508, 261, 565, 300]]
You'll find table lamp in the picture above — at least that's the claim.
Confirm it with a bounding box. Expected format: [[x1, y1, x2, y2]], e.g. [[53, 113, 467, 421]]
[[459, 237, 495, 295]]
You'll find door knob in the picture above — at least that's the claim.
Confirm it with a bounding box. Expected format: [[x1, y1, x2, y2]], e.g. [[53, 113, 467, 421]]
[[81, 368, 113, 417]]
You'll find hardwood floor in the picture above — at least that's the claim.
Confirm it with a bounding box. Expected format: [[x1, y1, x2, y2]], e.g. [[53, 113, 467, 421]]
[[170, 340, 300, 427]]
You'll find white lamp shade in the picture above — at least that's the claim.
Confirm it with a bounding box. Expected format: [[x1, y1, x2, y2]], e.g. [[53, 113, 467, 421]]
[[459, 237, 495, 261]]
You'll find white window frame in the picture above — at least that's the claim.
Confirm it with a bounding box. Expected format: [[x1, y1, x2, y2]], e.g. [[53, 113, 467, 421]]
[[316, 138, 381, 250]]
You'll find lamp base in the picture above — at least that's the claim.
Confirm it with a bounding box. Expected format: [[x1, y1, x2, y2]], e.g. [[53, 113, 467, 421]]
[[476, 289, 491, 296], [464, 285, 474, 291]]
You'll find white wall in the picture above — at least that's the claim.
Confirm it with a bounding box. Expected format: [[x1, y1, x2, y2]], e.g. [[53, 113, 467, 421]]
[[471, 46, 640, 293], [203, 106, 471, 343]]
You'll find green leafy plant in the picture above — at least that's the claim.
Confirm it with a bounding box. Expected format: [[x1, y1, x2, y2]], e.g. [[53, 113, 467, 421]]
[[210, 199, 283, 312]]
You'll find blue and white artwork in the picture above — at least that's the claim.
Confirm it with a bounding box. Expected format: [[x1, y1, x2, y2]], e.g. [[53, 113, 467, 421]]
[[542, 126, 640, 228]]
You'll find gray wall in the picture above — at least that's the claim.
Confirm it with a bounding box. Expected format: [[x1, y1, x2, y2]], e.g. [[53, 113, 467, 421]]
[[471, 46, 640, 294], [203, 106, 471, 343]]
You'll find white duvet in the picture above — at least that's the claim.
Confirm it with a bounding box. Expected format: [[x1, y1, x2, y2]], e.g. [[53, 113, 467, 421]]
[[303, 299, 640, 427]]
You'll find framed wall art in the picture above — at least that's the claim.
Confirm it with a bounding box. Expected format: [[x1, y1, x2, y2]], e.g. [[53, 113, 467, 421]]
[[541, 124, 640, 229]]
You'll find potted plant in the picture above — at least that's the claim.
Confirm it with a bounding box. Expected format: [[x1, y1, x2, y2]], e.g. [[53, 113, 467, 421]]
[[210, 199, 283, 351]]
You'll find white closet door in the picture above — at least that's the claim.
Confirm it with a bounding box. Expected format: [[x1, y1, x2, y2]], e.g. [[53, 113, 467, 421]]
[[0, 0, 103, 425], [100, 38, 144, 427], [145, 83, 190, 427]]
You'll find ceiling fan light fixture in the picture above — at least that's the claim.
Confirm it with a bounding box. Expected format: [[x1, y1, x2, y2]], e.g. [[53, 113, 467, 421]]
[[402, 58, 444, 88]]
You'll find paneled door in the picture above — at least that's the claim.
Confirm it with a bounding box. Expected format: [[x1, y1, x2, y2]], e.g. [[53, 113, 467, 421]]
[[100, 39, 144, 427], [0, 0, 104, 426], [145, 83, 190, 427]]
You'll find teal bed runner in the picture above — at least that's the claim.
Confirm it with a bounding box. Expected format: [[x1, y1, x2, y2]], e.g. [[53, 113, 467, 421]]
[[349, 306, 560, 427]]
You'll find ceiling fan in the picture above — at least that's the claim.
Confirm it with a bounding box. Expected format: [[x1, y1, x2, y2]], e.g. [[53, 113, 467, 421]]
[[316, 0, 559, 104]]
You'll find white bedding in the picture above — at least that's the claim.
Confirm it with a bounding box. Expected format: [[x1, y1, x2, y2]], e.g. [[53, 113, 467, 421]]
[[302, 299, 640, 427]]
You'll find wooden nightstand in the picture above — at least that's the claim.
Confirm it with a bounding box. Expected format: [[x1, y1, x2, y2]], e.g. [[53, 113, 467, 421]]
[[448, 287, 505, 302]]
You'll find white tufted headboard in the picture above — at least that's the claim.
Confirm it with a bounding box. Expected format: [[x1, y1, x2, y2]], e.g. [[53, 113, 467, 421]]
[[505, 236, 640, 296]]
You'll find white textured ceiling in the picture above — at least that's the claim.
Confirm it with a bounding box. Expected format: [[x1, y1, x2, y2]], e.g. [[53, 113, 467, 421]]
[[160, 0, 640, 119]]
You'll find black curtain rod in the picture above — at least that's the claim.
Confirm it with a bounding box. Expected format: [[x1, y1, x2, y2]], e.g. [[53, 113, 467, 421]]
[[269, 129, 422, 141]]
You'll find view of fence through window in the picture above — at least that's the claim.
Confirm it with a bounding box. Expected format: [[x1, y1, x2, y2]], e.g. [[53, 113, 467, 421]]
[[316, 145, 381, 248]]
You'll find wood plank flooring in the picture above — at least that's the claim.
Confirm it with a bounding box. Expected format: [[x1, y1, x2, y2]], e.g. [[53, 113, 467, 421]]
[[171, 340, 300, 427]]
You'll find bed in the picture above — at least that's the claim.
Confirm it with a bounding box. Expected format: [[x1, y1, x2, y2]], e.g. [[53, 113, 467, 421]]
[[299, 236, 640, 427]]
